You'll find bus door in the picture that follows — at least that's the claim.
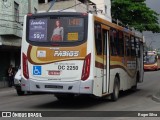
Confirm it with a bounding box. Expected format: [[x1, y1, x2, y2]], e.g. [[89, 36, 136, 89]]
[[124, 33, 131, 88], [139, 41, 144, 82], [102, 25, 110, 94]]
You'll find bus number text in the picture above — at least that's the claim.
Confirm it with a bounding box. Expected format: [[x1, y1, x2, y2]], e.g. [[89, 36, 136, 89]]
[[58, 65, 78, 70]]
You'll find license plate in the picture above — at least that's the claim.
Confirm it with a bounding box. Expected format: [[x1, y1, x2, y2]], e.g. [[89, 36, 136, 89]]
[[48, 70, 60, 75], [45, 85, 63, 89]]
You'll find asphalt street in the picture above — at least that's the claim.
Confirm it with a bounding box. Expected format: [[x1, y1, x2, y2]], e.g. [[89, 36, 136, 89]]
[[0, 71, 160, 120]]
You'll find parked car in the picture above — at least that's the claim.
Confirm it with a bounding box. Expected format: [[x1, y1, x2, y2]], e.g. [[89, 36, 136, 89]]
[[14, 68, 24, 95]]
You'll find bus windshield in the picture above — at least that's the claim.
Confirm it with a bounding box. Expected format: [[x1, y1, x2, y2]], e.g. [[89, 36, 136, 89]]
[[27, 15, 87, 45], [144, 55, 157, 64]]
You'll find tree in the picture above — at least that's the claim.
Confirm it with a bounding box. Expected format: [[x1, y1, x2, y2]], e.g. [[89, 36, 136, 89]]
[[111, 0, 160, 33]]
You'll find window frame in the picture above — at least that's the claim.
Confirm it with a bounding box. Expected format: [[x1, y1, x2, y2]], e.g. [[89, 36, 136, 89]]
[[26, 13, 88, 47], [124, 35, 131, 57], [131, 36, 136, 57], [94, 22, 102, 55], [118, 31, 124, 57], [135, 37, 140, 57], [110, 28, 118, 56], [14, 1, 19, 22]]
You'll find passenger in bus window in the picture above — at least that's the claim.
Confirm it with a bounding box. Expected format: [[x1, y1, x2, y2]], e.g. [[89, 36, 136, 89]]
[[51, 20, 64, 41]]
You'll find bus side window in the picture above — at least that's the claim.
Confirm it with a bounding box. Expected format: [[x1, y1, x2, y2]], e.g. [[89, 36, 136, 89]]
[[94, 23, 102, 55], [135, 38, 140, 57], [131, 36, 136, 57], [125, 35, 131, 57], [110, 28, 117, 56], [118, 31, 124, 56]]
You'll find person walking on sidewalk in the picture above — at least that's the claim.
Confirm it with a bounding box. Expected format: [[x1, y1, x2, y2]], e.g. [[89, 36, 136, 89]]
[[8, 65, 14, 87]]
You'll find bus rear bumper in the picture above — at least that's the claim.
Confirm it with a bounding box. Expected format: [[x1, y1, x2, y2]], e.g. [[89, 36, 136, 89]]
[[21, 79, 93, 94]]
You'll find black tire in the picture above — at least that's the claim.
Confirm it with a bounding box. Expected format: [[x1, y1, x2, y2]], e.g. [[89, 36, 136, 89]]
[[16, 87, 24, 96], [111, 76, 120, 101]]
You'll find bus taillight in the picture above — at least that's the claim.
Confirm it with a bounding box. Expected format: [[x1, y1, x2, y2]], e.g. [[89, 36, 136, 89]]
[[81, 53, 91, 81], [23, 53, 29, 79]]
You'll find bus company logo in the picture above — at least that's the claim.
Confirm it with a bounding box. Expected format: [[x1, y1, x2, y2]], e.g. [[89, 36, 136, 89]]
[[54, 51, 79, 57], [2, 112, 11, 117], [2, 112, 42, 118], [37, 50, 46, 58]]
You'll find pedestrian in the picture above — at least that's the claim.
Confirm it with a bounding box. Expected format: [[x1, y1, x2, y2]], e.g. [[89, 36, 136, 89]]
[[8, 65, 14, 87]]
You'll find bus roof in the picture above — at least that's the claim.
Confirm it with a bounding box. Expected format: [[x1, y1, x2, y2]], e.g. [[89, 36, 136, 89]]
[[27, 12, 88, 17]]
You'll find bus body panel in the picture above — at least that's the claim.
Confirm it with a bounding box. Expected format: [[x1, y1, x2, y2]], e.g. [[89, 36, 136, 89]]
[[21, 78, 93, 94], [21, 13, 94, 95], [27, 47, 85, 81], [109, 59, 137, 92]]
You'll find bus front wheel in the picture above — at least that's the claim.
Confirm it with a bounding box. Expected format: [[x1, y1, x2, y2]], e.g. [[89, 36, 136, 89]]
[[111, 76, 120, 101], [15, 86, 25, 96]]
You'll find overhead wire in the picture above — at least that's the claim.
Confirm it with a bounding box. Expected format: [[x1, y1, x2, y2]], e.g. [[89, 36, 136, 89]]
[[58, 2, 82, 12]]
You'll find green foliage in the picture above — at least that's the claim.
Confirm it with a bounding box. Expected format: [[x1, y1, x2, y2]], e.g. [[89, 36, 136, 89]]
[[111, 0, 160, 33]]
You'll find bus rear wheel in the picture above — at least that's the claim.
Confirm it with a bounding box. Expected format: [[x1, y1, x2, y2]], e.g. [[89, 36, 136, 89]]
[[111, 76, 120, 101], [15, 87, 25, 96]]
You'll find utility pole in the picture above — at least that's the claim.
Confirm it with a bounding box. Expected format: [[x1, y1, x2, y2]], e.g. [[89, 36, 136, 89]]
[[28, 0, 31, 13]]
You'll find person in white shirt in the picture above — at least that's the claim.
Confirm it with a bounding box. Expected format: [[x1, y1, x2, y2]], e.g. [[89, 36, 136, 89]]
[[51, 20, 64, 41]]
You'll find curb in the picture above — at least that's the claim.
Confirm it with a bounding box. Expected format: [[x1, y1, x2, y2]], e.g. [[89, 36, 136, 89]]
[[152, 93, 160, 103]]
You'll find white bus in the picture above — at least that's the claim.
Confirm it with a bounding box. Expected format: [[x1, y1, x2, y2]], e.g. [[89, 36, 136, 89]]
[[21, 12, 144, 101]]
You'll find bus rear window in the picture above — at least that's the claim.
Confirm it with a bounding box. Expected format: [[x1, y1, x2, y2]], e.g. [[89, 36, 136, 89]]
[[27, 16, 85, 43]]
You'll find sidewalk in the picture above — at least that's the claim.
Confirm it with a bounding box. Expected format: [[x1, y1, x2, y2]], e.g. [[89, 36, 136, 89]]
[[0, 86, 15, 93], [0, 80, 8, 88], [152, 90, 160, 103]]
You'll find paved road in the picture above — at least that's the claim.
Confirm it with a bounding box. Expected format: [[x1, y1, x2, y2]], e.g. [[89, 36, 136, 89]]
[[0, 71, 160, 119]]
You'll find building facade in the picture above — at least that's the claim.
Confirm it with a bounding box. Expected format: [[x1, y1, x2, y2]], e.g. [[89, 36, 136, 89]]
[[0, 0, 38, 83], [38, 0, 91, 13], [90, 0, 111, 21], [38, 0, 111, 21]]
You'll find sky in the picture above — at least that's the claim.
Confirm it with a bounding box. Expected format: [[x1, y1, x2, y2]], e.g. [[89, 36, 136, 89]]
[[144, 0, 160, 50]]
